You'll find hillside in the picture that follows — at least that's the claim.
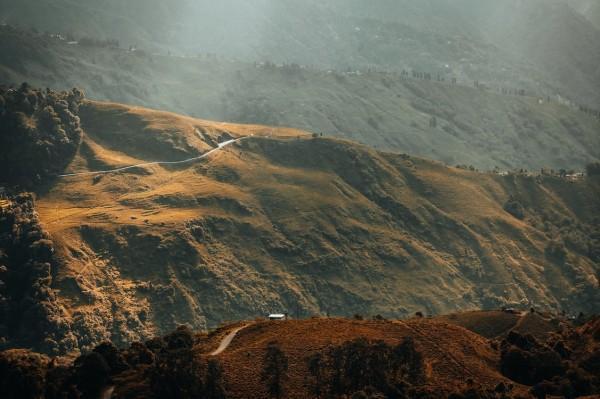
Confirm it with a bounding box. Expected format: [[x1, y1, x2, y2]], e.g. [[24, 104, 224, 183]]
[[1, 315, 599, 398], [1, 0, 599, 107], [1, 91, 597, 355], [567, 0, 600, 30], [1, 26, 599, 171]]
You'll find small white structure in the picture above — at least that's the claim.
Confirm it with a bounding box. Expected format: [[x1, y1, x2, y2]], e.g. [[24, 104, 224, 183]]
[[268, 313, 287, 321]]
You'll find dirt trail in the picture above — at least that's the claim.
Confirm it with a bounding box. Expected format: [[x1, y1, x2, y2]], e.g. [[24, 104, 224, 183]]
[[58, 136, 247, 178], [210, 324, 251, 356]]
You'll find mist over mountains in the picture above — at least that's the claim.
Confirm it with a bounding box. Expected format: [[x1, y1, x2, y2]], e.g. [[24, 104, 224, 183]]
[[2, 0, 599, 107]]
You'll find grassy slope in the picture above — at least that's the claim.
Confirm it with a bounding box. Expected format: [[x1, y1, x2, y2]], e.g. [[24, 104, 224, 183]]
[[1, 28, 599, 171], [209, 318, 513, 398], [35, 101, 599, 350]]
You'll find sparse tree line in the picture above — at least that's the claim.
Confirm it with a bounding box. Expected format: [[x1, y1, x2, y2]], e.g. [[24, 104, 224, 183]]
[[454, 162, 600, 180], [305, 337, 425, 399]]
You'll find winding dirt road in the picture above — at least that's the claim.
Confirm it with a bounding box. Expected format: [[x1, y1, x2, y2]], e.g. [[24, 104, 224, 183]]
[[58, 136, 247, 178], [210, 324, 251, 356]]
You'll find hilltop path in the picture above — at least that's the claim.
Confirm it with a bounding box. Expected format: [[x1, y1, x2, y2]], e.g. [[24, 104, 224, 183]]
[[210, 324, 252, 356], [100, 322, 252, 399], [58, 136, 247, 178]]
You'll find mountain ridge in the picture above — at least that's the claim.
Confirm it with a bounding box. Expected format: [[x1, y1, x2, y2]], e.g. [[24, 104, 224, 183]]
[[2, 26, 599, 171], [7, 96, 597, 354]]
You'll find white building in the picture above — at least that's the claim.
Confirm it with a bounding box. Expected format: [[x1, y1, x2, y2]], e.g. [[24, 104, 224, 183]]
[[268, 313, 287, 321]]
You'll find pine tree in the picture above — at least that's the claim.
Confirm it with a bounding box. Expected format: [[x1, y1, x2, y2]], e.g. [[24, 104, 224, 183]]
[[262, 342, 288, 399]]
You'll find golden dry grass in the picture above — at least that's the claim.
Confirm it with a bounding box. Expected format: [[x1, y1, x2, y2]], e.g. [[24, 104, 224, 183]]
[[34, 101, 600, 352], [196, 317, 525, 399]]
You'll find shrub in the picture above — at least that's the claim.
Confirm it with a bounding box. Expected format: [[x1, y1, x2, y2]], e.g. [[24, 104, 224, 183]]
[[585, 162, 600, 177], [93, 342, 129, 375], [73, 352, 111, 397], [0, 351, 47, 399], [503, 197, 525, 220], [545, 240, 567, 263]]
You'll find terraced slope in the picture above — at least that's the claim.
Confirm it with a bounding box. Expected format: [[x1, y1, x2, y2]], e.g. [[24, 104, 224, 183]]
[[27, 100, 599, 353]]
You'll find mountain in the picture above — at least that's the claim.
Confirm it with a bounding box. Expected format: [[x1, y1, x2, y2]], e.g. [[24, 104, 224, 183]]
[[1, 26, 599, 171], [1, 0, 599, 107], [1, 86, 598, 355], [566, 0, 600, 29], [1, 313, 599, 398]]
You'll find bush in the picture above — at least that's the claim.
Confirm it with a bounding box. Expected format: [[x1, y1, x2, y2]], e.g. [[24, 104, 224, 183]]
[[73, 352, 111, 397], [586, 162, 600, 177], [545, 240, 567, 263], [93, 342, 129, 375], [503, 197, 525, 220], [0, 351, 48, 399]]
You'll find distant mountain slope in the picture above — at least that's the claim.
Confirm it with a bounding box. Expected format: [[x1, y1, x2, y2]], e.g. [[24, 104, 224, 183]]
[[1, 0, 599, 106], [2, 97, 594, 354], [478, 0, 600, 112], [1, 26, 599, 171], [566, 0, 600, 29]]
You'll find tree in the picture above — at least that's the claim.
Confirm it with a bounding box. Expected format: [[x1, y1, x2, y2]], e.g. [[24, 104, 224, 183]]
[[308, 353, 325, 398], [73, 352, 111, 398], [585, 162, 600, 177], [429, 116, 437, 128], [204, 359, 227, 399], [262, 342, 288, 399], [503, 197, 525, 220]]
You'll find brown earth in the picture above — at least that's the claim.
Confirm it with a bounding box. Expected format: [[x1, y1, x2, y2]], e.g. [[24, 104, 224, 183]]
[[19, 99, 598, 353], [3, 312, 598, 399]]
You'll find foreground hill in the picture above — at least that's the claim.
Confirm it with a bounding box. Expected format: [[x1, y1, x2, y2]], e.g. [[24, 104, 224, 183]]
[[1, 89, 597, 355], [1, 314, 598, 398], [1, 26, 599, 170]]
